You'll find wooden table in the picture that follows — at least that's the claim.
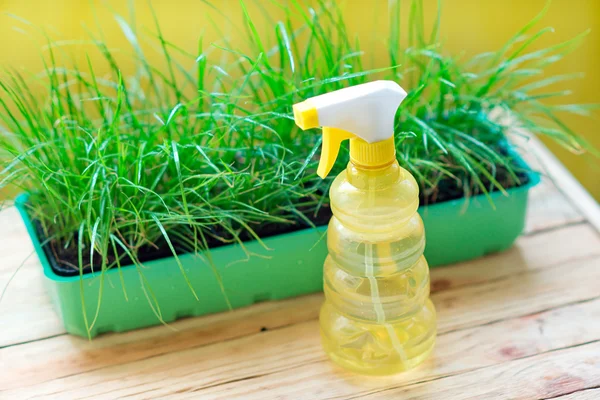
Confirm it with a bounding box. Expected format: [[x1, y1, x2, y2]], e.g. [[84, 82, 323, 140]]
[[1, 138, 599, 400]]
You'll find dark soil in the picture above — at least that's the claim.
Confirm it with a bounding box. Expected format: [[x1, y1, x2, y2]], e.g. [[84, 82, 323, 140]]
[[419, 167, 530, 206], [38, 204, 334, 277], [38, 165, 530, 278]]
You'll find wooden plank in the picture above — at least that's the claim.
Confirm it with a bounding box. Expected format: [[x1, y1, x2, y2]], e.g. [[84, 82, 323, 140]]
[[434, 254, 600, 334], [0, 207, 64, 347], [513, 137, 586, 234], [2, 237, 599, 398], [0, 293, 322, 391], [5, 290, 600, 398], [161, 285, 600, 399], [524, 175, 585, 234], [0, 223, 597, 389], [358, 342, 600, 400], [527, 135, 600, 233], [552, 388, 600, 400], [429, 223, 599, 292]]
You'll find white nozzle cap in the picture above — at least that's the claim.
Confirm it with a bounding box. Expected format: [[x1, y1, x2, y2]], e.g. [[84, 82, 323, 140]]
[[306, 80, 407, 143]]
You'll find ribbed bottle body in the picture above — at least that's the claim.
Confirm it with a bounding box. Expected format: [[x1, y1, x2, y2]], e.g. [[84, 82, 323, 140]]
[[320, 161, 436, 375]]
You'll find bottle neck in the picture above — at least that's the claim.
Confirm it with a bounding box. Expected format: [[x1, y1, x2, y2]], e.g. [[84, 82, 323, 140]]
[[345, 159, 402, 190], [345, 136, 400, 190]]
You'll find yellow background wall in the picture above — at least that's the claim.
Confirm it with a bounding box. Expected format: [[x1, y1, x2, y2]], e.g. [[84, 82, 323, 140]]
[[0, 0, 598, 200]]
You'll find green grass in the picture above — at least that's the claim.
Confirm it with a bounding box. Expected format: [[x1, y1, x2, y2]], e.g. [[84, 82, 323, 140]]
[[0, 0, 597, 336]]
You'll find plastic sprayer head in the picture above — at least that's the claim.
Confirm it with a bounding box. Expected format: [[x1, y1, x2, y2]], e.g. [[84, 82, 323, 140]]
[[293, 80, 407, 178]]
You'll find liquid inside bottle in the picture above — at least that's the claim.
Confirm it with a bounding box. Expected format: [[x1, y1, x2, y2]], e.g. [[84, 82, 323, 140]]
[[320, 160, 436, 375]]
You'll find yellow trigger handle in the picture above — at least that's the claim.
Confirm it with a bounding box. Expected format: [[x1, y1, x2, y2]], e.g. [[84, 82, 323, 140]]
[[293, 99, 396, 179], [293, 100, 356, 179], [317, 127, 354, 178]]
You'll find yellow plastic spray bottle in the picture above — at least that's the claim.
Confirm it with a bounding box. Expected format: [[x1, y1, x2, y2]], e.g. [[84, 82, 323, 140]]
[[293, 81, 436, 375]]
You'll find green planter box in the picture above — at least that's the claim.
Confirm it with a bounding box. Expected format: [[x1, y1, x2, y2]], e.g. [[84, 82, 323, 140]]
[[15, 170, 539, 338], [420, 169, 540, 266]]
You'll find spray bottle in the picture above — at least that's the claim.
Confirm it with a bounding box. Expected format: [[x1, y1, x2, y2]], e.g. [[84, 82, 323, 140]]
[[293, 81, 436, 375]]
